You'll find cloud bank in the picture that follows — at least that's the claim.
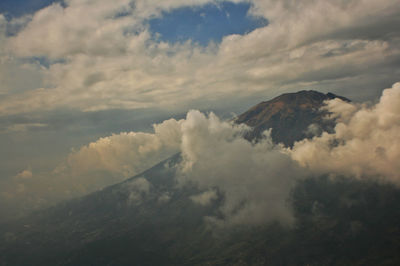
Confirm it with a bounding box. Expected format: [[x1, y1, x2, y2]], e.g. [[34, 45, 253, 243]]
[[291, 82, 400, 184]]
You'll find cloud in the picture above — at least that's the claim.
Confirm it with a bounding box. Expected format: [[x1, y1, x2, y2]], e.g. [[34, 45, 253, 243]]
[[55, 117, 183, 191], [177, 110, 305, 226], [0, 0, 399, 116], [126, 177, 151, 205], [59, 110, 305, 227], [0, 109, 306, 227], [291, 82, 400, 184], [4, 123, 47, 133]]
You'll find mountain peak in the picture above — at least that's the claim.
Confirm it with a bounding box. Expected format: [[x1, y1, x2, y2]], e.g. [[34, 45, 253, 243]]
[[266, 90, 349, 105], [236, 90, 350, 146]]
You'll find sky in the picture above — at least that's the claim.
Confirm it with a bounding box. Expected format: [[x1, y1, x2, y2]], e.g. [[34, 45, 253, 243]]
[[1, 0, 400, 221]]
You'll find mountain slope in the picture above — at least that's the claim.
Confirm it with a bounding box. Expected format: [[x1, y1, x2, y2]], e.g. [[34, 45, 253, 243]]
[[236, 90, 350, 146], [0, 154, 221, 265]]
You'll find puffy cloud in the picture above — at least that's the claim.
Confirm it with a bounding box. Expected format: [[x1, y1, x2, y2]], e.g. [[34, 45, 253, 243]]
[[177, 110, 305, 226], [0, 14, 44, 97], [56, 117, 183, 190], [6, 0, 221, 59], [8, 1, 134, 58], [57, 110, 304, 227], [291, 82, 400, 184]]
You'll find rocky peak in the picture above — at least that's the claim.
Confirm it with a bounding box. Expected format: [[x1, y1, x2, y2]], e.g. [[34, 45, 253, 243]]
[[235, 90, 350, 147]]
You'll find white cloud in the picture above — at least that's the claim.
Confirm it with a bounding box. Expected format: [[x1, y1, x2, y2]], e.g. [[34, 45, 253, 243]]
[[55, 117, 183, 191], [177, 110, 305, 226], [291, 82, 400, 184]]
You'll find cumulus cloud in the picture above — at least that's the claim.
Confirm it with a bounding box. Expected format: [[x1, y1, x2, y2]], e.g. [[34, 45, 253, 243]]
[[55, 110, 304, 227], [291, 82, 400, 184], [53, 117, 183, 192], [177, 110, 305, 226]]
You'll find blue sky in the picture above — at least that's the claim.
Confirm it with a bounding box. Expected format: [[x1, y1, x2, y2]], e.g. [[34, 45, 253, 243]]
[[0, 0, 63, 17], [149, 2, 268, 45]]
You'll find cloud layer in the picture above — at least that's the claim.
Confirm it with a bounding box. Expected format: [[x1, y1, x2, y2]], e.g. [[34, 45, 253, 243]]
[[0, 0, 399, 116]]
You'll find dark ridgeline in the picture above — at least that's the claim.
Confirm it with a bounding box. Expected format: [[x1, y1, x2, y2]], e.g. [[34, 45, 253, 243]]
[[1, 91, 399, 266], [236, 90, 350, 147]]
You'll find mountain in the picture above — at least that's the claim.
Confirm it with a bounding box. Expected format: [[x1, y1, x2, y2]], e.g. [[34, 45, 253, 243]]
[[1, 91, 400, 266], [0, 154, 218, 265], [236, 90, 350, 146]]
